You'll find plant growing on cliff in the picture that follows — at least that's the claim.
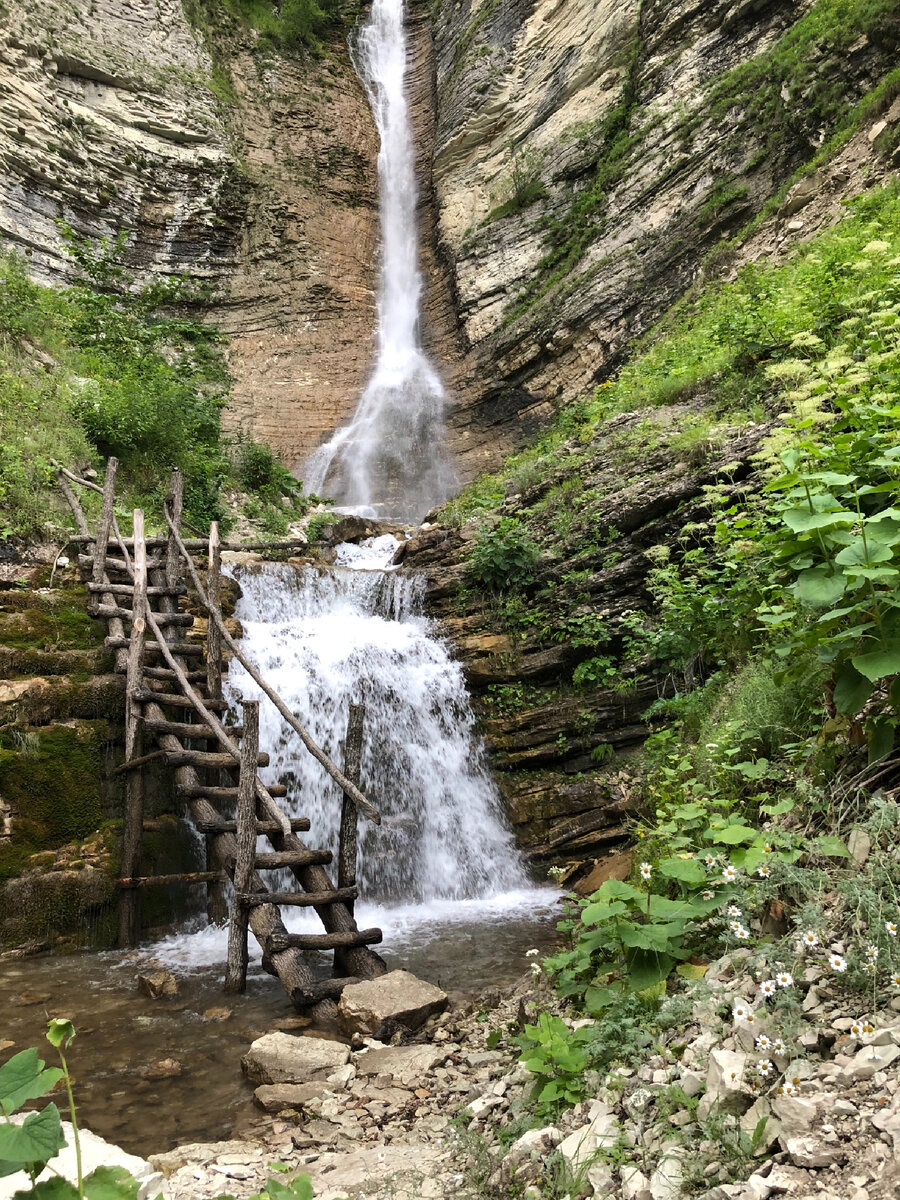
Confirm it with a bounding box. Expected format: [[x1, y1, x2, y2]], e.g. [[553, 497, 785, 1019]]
[[467, 518, 540, 593]]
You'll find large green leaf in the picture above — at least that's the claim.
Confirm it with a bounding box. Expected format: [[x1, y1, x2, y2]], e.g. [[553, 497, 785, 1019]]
[[835, 539, 893, 566], [13, 1179, 79, 1199], [795, 567, 846, 607], [647, 895, 695, 920], [625, 949, 676, 992], [0, 1049, 64, 1117], [618, 920, 687, 952], [781, 508, 854, 533], [851, 648, 900, 682], [657, 857, 706, 885], [0, 1105, 66, 1173], [833, 664, 873, 714], [868, 717, 895, 765], [580, 899, 628, 926], [813, 835, 851, 858], [83, 1167, 141, 1200], [708, 824, 758, 845]]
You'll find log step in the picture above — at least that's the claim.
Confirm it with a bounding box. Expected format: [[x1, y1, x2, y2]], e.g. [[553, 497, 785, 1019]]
[[79, 554, 166, 572], [237, 886, 358, 907], [105, 637, 204, 657], [195, 815, 308, 833], [142, 718, 244, 740], [290, 977, 363, 1007], [136, 690, 229, 711], [253, 849, 332, 869], [97, 604, 194, 626], [162, 749, 269, 769], [178, 783, 289, 801], [139, 667, 212, 683], [269, 928, 382, 952], [87, 582, 187, 596]]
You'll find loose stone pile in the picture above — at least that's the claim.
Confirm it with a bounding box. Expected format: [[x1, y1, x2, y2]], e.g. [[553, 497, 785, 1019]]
[[131, 960, 900, 1199]]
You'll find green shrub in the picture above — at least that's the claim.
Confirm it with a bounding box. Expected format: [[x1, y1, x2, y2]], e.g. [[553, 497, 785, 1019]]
[[467, 517, 540, 592]]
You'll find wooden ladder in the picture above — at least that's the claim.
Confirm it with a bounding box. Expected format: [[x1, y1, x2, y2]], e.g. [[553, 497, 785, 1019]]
[[57, 458, 386, 1013]]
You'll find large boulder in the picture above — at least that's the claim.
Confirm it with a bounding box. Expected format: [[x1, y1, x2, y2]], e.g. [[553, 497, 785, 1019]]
[[338, 970, 448, 1035], [241, 1032, 350, 1084], [354, 1043, 446, 1084], [253, 1082, 329, 1113]]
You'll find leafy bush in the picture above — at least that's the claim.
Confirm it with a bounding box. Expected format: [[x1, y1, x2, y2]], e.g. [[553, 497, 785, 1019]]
[[467, 518, 540, 592]]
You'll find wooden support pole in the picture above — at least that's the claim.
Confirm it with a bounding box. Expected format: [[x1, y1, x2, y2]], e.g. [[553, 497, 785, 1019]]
[[118, 509, 147, 948], [89, 457, 118, 614], [56, 470, 92, 539], [206, 521, 223, 701], [166, 468, 184, 594], [225, 700, 259, 994], [338, 703, 365, 920]]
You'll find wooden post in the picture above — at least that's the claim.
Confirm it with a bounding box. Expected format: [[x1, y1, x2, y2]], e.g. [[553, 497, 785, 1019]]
[[224, 700, 259, 993], [206, 521, 223, 701], [165, 468, 184, 594], [118, 509, 147, 948], [338, 703, 365, 919], [89, 457, 118, 613]]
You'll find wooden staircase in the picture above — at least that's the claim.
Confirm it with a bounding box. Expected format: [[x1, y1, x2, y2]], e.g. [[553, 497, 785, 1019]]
[[58, 458, 386, 1014]]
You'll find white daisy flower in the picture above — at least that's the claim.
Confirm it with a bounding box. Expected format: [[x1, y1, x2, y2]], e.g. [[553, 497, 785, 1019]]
[[886, 921, 898, 938], [891, 972, 900, 987], [757, 1059, 773, 1077], [702, 889, 715, 900], [757, 864, 771, 878], [732, 1002, 752, 1023], [759, 980, 777, 999], [727, 904, 742, 918], [800, 931, 818, 949], [722, 864, 737, 882], [735, 925, 751, 941], [640, 862, 653, 880], [848, 1020, 863, 1038], [704, 853, 717, 868], [780, 1080, 798, 1096], [866, 945, 879, 961], [776, 972, 794, 989], [829, 953, 847, 973], [756, 1034, 772, 1051], [772, 1038, 786, 1055]]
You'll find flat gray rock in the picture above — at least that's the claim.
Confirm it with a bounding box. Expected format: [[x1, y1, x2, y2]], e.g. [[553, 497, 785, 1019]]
[[339, 970, 448, 1034], [253, 1081, 329, 1112], [241, 1032, 350, 1084]]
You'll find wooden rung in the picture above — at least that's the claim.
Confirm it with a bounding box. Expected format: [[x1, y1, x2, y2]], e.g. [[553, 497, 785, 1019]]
[[116, 870, 227, 889], [237, 886, 357, 907], [269, 927, 381, 952], [136, 690, 229, 711], [141, 718, 244, 740], [290, 977, 362, 1007], [253, 849, 332, 868], [87, 582, 187, 596], [178, 783, 289, 801], [96, 604, 194, 626], [79, 554, 166, 572], [163, 749, 269, 769], [105, 637, 204, 657], [195, 815, 308, 833], [139, 667, 212, 683]]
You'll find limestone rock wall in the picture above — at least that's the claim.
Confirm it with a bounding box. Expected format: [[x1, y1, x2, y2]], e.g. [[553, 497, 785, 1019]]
[[0, 0, 379, 471], [425, 0, 900, 480]]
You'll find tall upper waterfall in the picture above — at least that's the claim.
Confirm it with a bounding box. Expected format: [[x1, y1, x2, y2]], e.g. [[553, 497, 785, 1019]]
[[303, 0, 455, 523]]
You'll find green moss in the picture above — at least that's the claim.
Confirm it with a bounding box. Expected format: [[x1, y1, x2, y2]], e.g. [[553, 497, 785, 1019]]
[[0, 723, 107, 868], [0, 596, 103, 652]]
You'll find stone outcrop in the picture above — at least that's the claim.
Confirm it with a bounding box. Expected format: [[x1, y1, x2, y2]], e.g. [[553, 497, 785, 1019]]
[[0, 0, 379, 470], [241, 1032, 351, 1085], [424, 0, 900, 479], [403, 403, 768, 864], [338, 970, 449, 1035]]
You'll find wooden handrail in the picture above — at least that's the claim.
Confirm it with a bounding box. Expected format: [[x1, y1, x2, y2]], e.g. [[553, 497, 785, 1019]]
[[163, 505, 381, 825]]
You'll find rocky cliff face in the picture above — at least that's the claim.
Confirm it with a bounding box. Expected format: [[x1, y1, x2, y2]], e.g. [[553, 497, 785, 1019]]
[[0, 0, 379, 471], [425, 0, 900, 480]]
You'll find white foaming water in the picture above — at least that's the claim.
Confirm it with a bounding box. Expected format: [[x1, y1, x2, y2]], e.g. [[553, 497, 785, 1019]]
[[303, 0, 455, 522], [148, 546, 550, 972]]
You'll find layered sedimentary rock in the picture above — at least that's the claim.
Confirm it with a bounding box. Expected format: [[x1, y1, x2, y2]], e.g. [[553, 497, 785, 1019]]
[[0, 0, 379, 468]]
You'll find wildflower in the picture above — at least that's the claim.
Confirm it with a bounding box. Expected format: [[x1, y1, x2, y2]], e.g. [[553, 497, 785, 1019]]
[[530, 962, 541, 978], [780, 1080, 799, 1096], [640, 862, 653, 881], [848, 1020, 864, 1038], [727, 904, 742, 918], [763, 843, 773, 854], [756, 1034, 772, 1051], [772, 1038, 786, 1056], [862, 1021, 874, 1035], [886, 921, 898, 938], [776, 972, 794, 989], [800, 931, 818, 950], [759, 980, 776, 999], [547, 865, 565, 881], [757, 864, 771, 878], [891, 972, 900, 988], [704, 853, 717, 868], [735, 925, 751, 941], [866, 945, 879, 961], [828, 953, 847, 973], [733, 1002, 752, 1023], [722, 864, 737, 882], [702, 889, 715, 901], [525, 948, 540, 957], [757, 1059, 774, 1077], [377, 1151, 387, 1165]]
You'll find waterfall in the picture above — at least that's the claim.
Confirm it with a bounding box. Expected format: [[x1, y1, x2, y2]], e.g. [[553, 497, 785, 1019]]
[[303, 0, 455, 523], [224, 541, 526, 907]]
